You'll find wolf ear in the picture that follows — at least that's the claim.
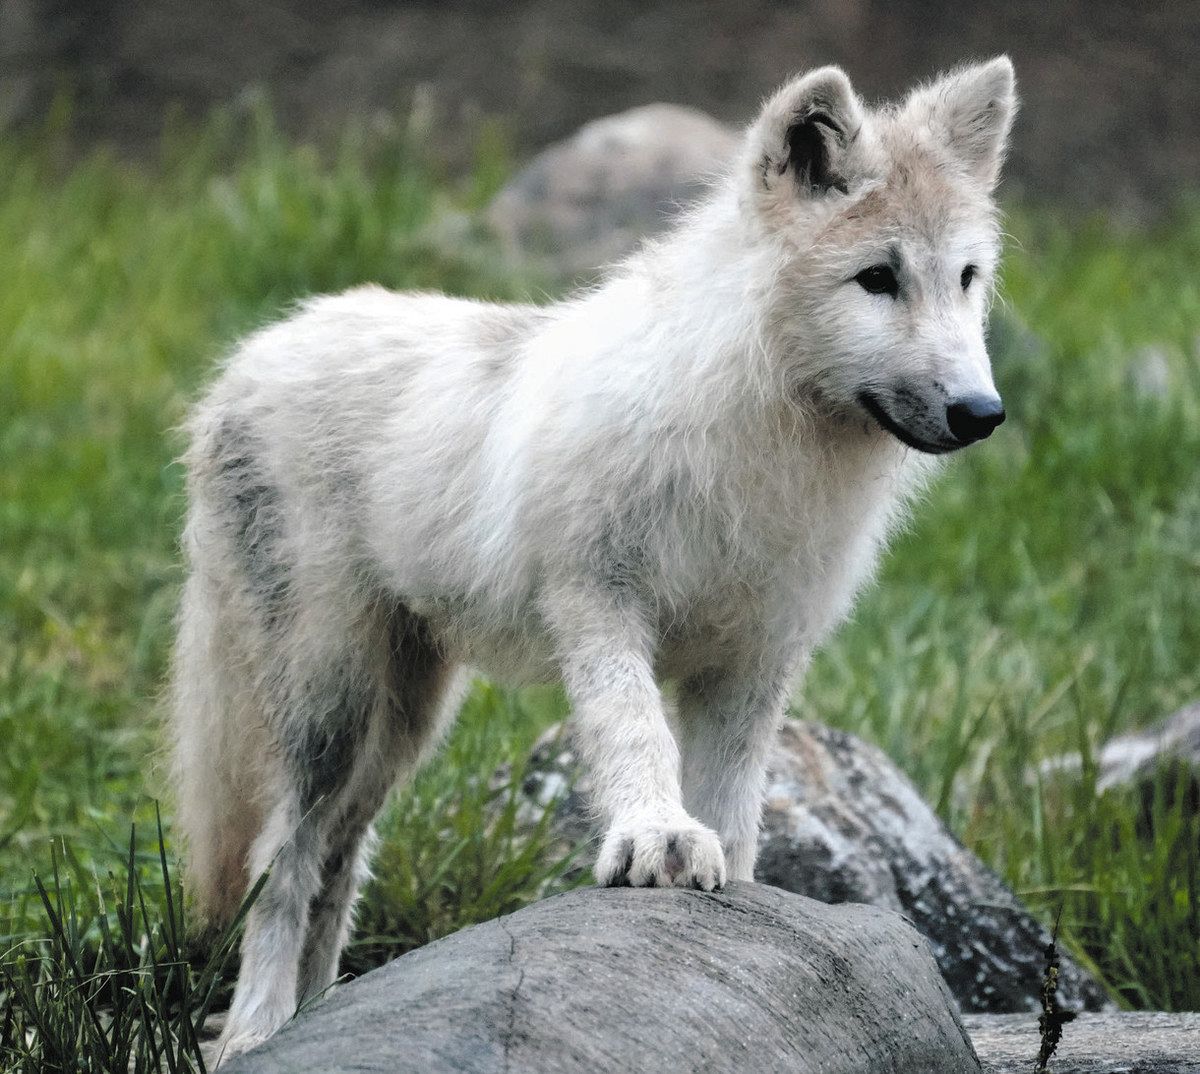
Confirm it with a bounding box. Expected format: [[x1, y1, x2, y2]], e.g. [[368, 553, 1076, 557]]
[[903, 56, 1016, 189], [748, 67, 866, 199]]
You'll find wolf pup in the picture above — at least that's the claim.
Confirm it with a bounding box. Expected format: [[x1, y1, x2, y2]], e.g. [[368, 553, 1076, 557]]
[[172, 58, 1016, 1056]]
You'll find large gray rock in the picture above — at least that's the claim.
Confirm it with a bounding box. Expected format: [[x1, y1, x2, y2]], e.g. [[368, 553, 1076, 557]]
[[226, 882, 981, 1073], [967, 1011, 1200, 1073], [519, 719, 1111, 1014], [487, 103, 737, 281]]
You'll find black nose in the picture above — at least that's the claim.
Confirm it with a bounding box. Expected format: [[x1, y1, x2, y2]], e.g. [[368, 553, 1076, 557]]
[[946, 394, 1006, 444]]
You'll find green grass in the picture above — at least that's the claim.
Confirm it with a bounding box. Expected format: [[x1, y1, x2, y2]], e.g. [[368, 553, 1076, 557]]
[[1, 109, 1198, 1069]]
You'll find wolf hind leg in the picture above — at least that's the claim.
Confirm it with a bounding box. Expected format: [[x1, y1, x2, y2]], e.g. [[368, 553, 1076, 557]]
[[215, 661, 363, 1061], [215, 790, 322, 1061], [292, 606, 464, 1010], [217, 604, 458, 1062], [295, 829, 374, 1008]]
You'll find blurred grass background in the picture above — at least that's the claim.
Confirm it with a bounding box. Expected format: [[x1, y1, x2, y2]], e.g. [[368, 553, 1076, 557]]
[[1, 105, 1198, 1068]]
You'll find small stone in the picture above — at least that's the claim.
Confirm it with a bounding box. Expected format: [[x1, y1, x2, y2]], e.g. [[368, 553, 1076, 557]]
[[1043, 701, 1200, 795], [1127, 344, 1173, 400]]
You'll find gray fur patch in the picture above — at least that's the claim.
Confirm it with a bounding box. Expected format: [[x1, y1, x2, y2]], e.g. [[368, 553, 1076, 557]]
[[215, 418, 291, 628], [285, 602, 448, 812], [288, 669, 373, 810]]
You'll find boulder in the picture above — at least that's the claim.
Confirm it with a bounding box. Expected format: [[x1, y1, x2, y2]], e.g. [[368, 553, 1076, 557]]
[[486, 104, 738, 281], [225, 882, 981, 1073], [518, 719, 1111, 1014], [966, 1011, 1200, 1073]]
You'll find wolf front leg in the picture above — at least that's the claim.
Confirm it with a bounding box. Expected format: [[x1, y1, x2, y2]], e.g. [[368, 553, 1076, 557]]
[[677, 662, 799, 882], [545, 588, 725, 890]]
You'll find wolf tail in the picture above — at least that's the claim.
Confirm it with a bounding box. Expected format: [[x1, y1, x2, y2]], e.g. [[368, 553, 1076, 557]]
[[169, 566, 268, 930]]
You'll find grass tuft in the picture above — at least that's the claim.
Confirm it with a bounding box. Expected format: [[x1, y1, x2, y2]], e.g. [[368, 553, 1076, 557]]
[[0, 807, 260, 1073]]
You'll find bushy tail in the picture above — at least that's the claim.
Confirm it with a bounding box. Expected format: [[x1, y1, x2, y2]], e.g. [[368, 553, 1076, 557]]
[[169, 571, 268, 930]]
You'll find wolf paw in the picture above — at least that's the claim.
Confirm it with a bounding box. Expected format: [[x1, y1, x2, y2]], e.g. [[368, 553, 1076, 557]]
[[596, 818, 726, 890], [214, 1016, 286, 1067], [212, 1030, 273, 1068]]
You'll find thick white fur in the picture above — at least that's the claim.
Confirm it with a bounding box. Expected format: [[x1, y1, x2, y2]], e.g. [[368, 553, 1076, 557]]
[[170, 58, 1015, 1058]]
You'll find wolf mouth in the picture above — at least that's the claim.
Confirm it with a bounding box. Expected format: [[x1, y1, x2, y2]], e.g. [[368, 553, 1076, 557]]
[[857, 391, 960, 455]]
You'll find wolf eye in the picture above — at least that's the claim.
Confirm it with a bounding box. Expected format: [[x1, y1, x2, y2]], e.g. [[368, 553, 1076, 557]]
[[960, 264, 977, 291], [855, 265, 899, 297]]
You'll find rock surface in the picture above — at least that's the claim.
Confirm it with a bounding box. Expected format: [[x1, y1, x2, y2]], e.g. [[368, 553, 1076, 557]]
[[966, 1011, 1200, 1073], [520, 719, 1111, 1014], [225, 882, 981, 1073], [1043, 701, 1200, 796], [486, 103, 737, 280]]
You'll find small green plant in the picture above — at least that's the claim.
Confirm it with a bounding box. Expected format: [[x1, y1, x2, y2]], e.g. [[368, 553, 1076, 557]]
[[1034, 907, 1076, 1072]]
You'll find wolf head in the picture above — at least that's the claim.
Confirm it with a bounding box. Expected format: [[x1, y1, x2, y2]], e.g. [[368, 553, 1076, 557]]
[[741, 58, 1016, 454]]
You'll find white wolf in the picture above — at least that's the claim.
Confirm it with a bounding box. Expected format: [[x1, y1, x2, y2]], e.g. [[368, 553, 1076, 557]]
[[171, 58, 1016, 1056]]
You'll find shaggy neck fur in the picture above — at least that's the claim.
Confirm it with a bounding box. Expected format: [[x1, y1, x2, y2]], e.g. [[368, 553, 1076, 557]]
[[530, 182, 923, 530]]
